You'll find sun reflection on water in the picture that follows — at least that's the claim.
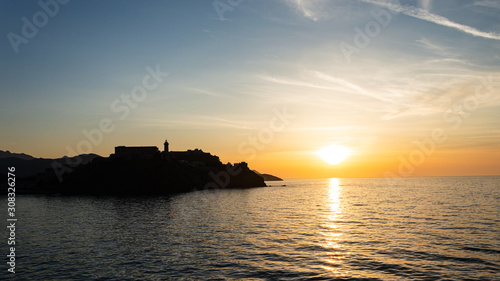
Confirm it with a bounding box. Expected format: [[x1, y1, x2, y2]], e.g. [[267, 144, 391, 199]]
[[319, 178, 346, 274]]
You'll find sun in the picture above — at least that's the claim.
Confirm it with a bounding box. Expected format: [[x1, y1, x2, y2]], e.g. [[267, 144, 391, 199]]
[[317, 145, 351, 165]]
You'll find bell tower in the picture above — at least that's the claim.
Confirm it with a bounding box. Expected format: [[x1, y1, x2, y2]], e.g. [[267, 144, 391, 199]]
[[164, 139, 169, 153]]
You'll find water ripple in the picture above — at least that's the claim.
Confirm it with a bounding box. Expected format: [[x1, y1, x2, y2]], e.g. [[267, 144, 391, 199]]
[[8, 176, 500, 280]]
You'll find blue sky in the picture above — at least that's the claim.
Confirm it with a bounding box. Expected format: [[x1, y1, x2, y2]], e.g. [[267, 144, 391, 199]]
[[1, 0, 499, 177]]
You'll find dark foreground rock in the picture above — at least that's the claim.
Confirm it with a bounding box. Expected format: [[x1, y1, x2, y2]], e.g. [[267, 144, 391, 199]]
[[253, 170, 283, 181], [26, 157, 266, 195]]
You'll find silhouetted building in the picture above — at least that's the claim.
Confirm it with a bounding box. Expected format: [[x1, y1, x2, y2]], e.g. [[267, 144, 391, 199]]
[[114, 146, 159, 160], [235, 162, 248, 169], [169, 149, 221, 167], [113, 140, 221, 166]]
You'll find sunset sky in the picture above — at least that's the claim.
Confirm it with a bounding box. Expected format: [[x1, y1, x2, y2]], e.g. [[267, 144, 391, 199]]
[[1, 0, 499, 178]]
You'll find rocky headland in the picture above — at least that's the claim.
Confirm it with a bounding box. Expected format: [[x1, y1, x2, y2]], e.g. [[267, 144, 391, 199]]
[[1, 148, 267, 195]]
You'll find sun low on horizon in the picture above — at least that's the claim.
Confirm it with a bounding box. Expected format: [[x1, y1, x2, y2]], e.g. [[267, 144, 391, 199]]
[[316, 145, 352, 165]]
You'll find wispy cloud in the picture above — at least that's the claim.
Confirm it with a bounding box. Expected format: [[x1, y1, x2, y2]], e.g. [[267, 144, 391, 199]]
[[281, 0, 352, 21], [309, 70, 396, 103], [381, 74, 500, 119], [416, 37, 458, 58], [136, 115, 253, 130], [284, 0, 500, 40], [197, 116, 254, 130], [362, 0, 500, 40], [262, 70, 397, 104], [474, 0, 500, 10], [290, 125, 361, 132], [282, 0, 326, 21], [284, 0, 322, 21], [262, 63, 499, 120], [183, 87, 226, 97]]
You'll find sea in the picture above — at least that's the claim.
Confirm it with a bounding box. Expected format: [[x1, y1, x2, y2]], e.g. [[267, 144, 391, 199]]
[[6, 176, 500, 280]]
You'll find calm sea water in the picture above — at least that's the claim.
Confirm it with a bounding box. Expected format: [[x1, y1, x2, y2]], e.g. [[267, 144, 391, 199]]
[[6, 176, 500, 280]]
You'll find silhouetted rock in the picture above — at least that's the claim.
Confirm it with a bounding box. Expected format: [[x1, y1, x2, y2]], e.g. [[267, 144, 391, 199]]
[[0, 153, 102, 195], [29, 153, 265, 195], [1, 143, 266, 196], [169, 149, 222, 167], [253, 170, 283, 181], [0, 154, 101, 178], [0, 150, 35, 160]]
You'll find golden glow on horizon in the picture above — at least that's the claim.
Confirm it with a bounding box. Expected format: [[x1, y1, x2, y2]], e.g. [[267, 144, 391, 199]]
[[317, 145, 351, 165]]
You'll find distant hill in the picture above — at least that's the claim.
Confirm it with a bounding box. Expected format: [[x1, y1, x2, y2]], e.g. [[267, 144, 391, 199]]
[[0, 152, 102, 178], [0, 150, 35, 160], [253, 170, 283, 181]]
